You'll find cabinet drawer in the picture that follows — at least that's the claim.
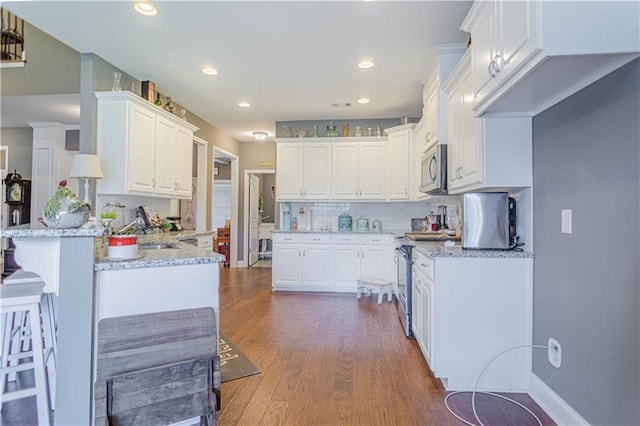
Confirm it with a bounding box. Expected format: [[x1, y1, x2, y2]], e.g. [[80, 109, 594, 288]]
[[412, 251, 434, 281], [331, 234, 361, 245], [272, 233, 302, 244], [360, 234, 392, 245], [302, 234, 331, 244]]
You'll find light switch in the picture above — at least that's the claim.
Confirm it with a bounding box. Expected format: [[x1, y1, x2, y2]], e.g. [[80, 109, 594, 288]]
[[561, 209, 572, 234]]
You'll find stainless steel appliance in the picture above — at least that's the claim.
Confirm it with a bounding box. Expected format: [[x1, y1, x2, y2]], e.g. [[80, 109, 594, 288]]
[[419, 144, 447, 194], [462, 192, 517, 250], [394, 237, 414, 338]]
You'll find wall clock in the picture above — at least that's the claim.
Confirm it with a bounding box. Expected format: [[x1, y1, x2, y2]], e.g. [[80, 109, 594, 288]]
[[4, 170, 25, 204]]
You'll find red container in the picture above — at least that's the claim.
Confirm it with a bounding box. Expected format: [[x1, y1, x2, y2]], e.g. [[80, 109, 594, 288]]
[[108, 235, 138, 246]]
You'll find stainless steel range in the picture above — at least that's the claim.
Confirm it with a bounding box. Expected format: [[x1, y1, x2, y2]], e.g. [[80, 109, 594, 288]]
[[394, 236, 415, 338]]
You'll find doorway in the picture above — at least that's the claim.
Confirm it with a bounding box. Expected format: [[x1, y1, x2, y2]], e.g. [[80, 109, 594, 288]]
[[243, 169, 275, 268], [213, 147, 238, 267]]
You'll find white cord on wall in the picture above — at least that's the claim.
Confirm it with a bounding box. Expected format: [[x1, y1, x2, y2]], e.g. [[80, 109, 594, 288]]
[[443, 344, 550, 426]]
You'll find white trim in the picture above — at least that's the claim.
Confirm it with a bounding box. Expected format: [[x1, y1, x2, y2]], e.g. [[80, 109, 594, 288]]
[[212, 146, 239, 268], [242, 169, 275, 268], [529, 373, 590, 426], [193, 136, 208, 232], [0, 61, 26, 69]]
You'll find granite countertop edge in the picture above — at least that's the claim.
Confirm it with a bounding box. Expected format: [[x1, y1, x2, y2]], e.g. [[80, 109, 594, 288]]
[[95, 232, 223, 271], [2, 227, 104, 238], [272, 229, 401, 236], [413, 243, 534, 259]]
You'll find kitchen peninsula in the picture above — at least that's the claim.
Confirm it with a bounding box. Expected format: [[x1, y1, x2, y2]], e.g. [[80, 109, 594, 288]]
[[1, 226, 224, 425]]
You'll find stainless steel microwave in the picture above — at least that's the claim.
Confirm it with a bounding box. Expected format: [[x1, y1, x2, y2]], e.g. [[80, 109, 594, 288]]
[[419, 144, 447, 194]]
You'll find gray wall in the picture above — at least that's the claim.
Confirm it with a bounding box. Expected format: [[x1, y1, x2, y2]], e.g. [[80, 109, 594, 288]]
[[1, 128, 33, 178], [532, 59, 639, 425], [237, 142, 276, 261], [0, 20, 80, 96]]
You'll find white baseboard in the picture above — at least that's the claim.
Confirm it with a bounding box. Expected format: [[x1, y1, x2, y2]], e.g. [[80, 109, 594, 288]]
[[529, 373, 590, 426]]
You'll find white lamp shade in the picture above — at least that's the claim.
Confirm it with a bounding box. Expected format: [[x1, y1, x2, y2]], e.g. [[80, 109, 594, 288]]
[[69, 154, 104, 179]]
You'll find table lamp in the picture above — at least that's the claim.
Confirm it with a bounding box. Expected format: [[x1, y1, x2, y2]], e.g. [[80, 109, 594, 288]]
[[69, 154, 104, 204]]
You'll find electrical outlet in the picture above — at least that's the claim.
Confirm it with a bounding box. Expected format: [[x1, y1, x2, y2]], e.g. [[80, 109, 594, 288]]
[[561, 209, 572, 234], [548, 338, 562, 368]]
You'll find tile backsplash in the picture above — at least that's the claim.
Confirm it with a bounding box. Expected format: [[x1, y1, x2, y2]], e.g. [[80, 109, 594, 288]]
[[287, 199, 462, 232]]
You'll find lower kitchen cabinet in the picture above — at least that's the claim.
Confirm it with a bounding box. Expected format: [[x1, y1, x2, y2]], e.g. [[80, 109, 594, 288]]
[[272, 233, 330, 291], [412, 248, 533, 391], [272, 233, 394, 293], [330, 234, 394, 291]]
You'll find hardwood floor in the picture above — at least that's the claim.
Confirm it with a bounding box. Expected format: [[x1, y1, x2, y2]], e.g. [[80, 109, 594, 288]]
[[217, 267, 555, 426], [0, 266, 554, 425]]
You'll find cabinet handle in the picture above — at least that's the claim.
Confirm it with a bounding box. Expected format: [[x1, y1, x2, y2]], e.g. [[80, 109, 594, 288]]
[[298, 249, 302, 256], [492, 54, 501, 74], [300, 189, 303, 196], [488, 60, 496, 78], [152, 178, 156, 188], [404, 187, 408, 195], [420, 263, 429, 268]]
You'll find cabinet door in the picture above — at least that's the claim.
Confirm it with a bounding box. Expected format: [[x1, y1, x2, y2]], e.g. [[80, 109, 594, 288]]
[[331, 245, 360, 289], [303, 143, 331, 200], [174, 127, 194, 198], [425, 84, 439, 146], [459, 66, 483, 189], [127, 104, 156, 193], [272, 244, 302, 286], [302, 245, 331, 287], [447, 83, 463, 189], [499, 0, 539, 77], [421, 278, 433, 366], [360, 244, 392, 282], [387, 130, 410, 200], [276, 144, 304, 200], [412, 270, 423, 342], [332, 143, 359, 199], [358, 143, 386, 199], [470, 1, 498, 104], [154, 117, 177, 196]]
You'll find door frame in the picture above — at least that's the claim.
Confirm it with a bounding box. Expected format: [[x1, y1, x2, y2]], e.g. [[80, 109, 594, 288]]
[[242, 169, 275, 268], [193, 136, 208, 232], [213, 146, 239, 268]]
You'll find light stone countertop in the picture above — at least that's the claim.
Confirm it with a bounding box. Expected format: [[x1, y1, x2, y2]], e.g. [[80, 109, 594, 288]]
[[1, 224, 104, 238], [95, 232, 224, 271], [412, 242, 534, 258], [271, 229, 400, 236]]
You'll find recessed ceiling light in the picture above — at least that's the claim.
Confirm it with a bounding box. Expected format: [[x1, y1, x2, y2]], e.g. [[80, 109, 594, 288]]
[[238, 101, 251, 108], [133, 2, 157, 16], [202, 66, 219, 76], [358, 60, 374, 69], [358, 98, 370, 104], [252, 131, 268, 141]]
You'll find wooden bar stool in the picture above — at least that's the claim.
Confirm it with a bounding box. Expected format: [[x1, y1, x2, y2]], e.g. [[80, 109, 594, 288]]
[[0, 280, 50, 425], [356, 277, 394, 304]]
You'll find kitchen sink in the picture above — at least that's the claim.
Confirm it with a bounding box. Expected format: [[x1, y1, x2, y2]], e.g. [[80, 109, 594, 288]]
[[138, 242, 180, 250]]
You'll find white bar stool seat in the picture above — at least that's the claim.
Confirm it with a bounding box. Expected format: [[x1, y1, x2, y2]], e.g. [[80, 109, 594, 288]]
[[357, 277, 393, 304], [0, 280, 50, 425]]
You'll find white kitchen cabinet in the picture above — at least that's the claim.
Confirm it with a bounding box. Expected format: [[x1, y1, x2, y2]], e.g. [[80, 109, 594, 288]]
[[385, 124, 415, 201], [96, 91, 198, 199], [420, 44, 467, 153], [331, 234, 394, 291], [461, 0, 639, 115], [444, 52, 532, 193], [412, 248, 533, 391], [273, 233, 393, 293], [332, 142, 386, 200], [272, 233, 330, 291], [275, 142, 331, 201]]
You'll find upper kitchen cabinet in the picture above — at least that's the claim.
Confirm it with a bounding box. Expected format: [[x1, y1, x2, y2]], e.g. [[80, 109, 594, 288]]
[[275, 141, 332, 201], [332, 140, 386, 201], [385, 124, 415, 201], [444, 52, 532, 193], [420, 44, 466, 153], [96, 91, 198, 199], [462, 0, 640, 115]]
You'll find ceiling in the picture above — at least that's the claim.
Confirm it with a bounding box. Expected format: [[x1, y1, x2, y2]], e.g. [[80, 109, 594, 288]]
[[3, 1, 472, 142]]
